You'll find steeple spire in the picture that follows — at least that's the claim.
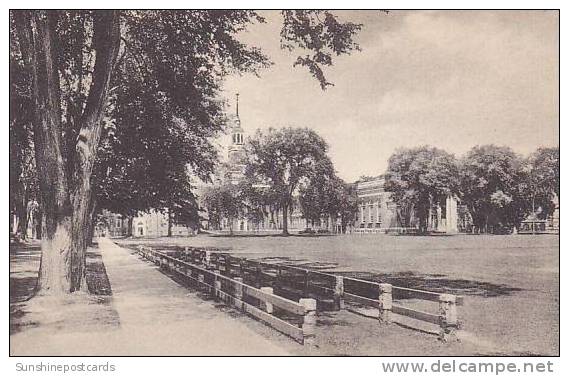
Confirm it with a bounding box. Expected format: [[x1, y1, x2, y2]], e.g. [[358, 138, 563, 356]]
[[235, 92, 240, 117]]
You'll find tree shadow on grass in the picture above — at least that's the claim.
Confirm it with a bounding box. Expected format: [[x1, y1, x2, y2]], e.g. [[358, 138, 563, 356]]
[[9, 243, 41, 304], [210, 233, 334, 238], [333, 271, 523, 298]]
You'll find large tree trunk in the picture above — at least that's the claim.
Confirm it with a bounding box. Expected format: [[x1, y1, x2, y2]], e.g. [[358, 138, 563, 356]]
[[15, 10, 121, 295], [67, 12, 120, 291], [17, 11, 74, 294]]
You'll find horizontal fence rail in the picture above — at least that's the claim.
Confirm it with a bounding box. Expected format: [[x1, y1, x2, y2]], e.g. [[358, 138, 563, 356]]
[[137, 245, 464, 342], [137, 246, 316, 344]]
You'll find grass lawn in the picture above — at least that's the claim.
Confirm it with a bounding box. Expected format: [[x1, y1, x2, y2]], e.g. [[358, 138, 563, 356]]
[[117, 233, 559, 355]]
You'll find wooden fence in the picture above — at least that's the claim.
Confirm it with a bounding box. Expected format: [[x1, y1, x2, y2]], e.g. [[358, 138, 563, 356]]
[[137, 246, 316, 344], [138, 245, 464, 342], [340, 275, 463, 341]]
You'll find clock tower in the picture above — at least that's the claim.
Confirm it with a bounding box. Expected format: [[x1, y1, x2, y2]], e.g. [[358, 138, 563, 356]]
[[227, 93, 246, 183]]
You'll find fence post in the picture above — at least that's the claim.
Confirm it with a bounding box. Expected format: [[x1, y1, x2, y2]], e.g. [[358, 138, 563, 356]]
[[256, 265, 262, 288], [334, 276, 345, 310], [225, 257, 231, 276], [260, 287, 274, 314], [213, 254, 219, 271], [234, 277, 244, 309], [378, 283, 392, 324], [204, 250, 211, 268], [300, 298, 317, 345], [214, 272, 222, 301], [439, 294, 458, 341], [198, 273, 205, 290], [185, 265, 192, 283]]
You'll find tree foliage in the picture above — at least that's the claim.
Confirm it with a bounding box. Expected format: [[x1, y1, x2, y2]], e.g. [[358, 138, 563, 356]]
[[459, 145, 529, 233], [280, 10, 362, 89], [384, 146, 460, 233], [201, 183, 243, 235], [297, 158, 357, 231], [245, 127, 329, 235], [300, 173, 358, 232], [10, 9, 364, 293], [236, 177, 280, 228], [525, 146, 559, 219], [298, 158, 335, 225]]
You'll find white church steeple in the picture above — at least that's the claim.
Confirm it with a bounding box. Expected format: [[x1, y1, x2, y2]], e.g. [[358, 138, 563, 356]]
[[228, 93, 246, 167], [230, 93, 244, 146]]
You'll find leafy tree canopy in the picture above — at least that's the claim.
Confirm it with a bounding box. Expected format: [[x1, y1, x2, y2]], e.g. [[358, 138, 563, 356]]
[[525, 146, 559, 219], [244, 127, 330, 234], [459, 145, 528, 232], [384, 146, 460, 232]]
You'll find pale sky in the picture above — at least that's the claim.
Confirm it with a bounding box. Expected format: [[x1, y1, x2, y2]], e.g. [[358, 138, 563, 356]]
[[221, 10, 559, 182]]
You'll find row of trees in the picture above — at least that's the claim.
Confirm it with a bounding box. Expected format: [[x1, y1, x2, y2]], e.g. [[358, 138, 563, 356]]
[[202, 127, 358, 236], [384, 145, 559, 234], [9, 10, 363, 294]]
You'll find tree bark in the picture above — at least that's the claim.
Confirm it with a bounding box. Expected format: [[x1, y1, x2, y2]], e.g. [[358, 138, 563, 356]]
[[16, 184, 29, 239], [282, 203, 289, 235], [85, 197, 97, 246], [68, 11, 120, 291], [167, 208, 173, 237], [127, 216, 134, 237], [16, 11, 74, 294], [418, 204, 429, 234], [15, 10, 121, 294]]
